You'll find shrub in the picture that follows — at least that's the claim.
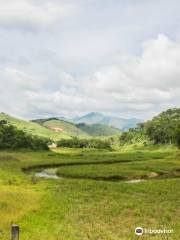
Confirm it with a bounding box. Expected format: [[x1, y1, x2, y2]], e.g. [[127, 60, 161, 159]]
[[0, 123, 49, 150], [57, 137, 112, 150]]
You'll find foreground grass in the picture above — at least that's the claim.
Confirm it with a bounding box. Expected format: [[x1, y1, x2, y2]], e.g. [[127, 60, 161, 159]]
[[0, 148, 180, 239]]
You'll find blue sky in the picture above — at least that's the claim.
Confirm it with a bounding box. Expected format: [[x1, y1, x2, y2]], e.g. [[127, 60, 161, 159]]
[[0, 0, 180, 119]]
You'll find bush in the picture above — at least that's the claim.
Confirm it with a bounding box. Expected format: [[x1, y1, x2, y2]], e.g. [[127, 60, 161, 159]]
[[0, 123, 49, 150], [57, 137, 112, 150]]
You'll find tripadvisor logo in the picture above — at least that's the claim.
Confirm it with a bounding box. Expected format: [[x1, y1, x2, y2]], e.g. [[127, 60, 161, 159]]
[[135, 227, 143, 236], [135, 227, 173, 236]]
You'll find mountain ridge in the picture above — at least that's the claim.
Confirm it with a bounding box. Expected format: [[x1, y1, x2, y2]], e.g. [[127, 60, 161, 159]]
[[73, 112, 142, 130], [32, 117, 120, 137], [0, 112, 141, 139], [76, 123, 120, 136]]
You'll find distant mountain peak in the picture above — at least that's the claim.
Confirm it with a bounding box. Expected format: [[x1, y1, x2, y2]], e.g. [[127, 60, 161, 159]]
[[73, 112, 142, 130], [73, 112, 105, 125], [83, 112, 104, 117]]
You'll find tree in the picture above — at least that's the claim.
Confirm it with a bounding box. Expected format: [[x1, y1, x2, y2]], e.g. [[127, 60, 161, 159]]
[[119, 108, 180, 147], [0, 124, 49, 150]]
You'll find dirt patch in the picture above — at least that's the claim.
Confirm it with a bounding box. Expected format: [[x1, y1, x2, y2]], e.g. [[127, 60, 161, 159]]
[[147, 172, 159, 178], [49, 127, 64, 132]]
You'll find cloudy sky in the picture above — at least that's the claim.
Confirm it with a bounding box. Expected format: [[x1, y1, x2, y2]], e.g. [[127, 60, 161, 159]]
[[0, 0, 180, 120]]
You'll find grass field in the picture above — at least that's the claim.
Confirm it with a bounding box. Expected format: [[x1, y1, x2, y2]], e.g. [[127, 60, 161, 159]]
[[0, 148, 180, 239], [56, 151, 180, 180]]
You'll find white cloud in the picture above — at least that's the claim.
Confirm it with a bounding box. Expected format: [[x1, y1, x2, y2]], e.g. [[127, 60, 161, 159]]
[[136, 35, 180, 89], [0, 35, 180, 119], [88, 35, 180, 107], [0, 0, 180, 120], [0, 67, 45, 91], [0, 0, 75, 32]]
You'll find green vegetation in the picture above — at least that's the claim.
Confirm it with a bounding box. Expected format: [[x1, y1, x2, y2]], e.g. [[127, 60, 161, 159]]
[[0, 113, 69, 141], [57, 137, 112, 150], [0, 149, 180, 239], [0, 122, 49, 150], [145, 108, 180, 146], [33, 117, 121, 137], [76, 123, 120, 136], [0, 113, 122, 139], [1, 107, 180, 239], [32, 118, 88, 137], [56, 153, 180, 180], [120, 108, 180, 147]]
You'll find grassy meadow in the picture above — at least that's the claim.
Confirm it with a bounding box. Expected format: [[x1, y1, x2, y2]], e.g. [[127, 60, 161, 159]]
[[0, 148, 180, 239]]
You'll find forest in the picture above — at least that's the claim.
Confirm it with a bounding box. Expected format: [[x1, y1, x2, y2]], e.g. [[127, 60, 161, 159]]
[[0, 120, 49, 150], [120, 108, 180, 147]]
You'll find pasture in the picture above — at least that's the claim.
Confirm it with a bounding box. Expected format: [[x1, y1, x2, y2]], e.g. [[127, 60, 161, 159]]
[[0, 148, 180, 239]]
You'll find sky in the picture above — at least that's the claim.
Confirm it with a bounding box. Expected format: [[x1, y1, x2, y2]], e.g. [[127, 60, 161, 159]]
[[0, 0, 180, 120]]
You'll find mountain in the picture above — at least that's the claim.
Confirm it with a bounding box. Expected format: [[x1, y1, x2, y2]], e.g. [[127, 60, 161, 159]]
[[32, 118, 89, 137], [0, 112, 137, 140], [74, 112, 105, 124], [73, 112, 142, 130], [76, 123, 121, 136], [32, 118, 120, 137], [0, 113, 70, 140]]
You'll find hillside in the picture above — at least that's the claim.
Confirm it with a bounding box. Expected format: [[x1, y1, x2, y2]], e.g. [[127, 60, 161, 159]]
[[32, 118, 120, 137], [0, 113, 70, 141], [73, 112, 141, 130], [76, 123, 121, 136], [32, 118, 89, 137], [144, 108, 180, 145], [120, 108, 180, 146]]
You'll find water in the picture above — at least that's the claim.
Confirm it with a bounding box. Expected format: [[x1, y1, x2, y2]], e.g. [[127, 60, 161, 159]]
[[35, 168, 145, 183], [35, 171, 59, 179], [126, 179, 144, 183]]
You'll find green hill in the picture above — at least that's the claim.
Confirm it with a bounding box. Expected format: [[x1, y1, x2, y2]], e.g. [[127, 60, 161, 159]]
[[33, 118, 120, 137], [120, 108, 180, 146], [76, 123, 121, 136], [32, 118, 89, 137], [0, 113, 70, 141], [143, 108, 180, 145]]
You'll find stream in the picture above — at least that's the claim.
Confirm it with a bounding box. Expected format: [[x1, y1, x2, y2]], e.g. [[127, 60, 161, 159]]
[[35, 168, 59, 179], [34, 168, 145, 183]]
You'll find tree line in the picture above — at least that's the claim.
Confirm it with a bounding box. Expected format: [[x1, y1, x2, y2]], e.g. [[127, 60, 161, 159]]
[[120, 108, 180, 147], [0, 121, 49, 150], [57, 137, 112, 150]]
